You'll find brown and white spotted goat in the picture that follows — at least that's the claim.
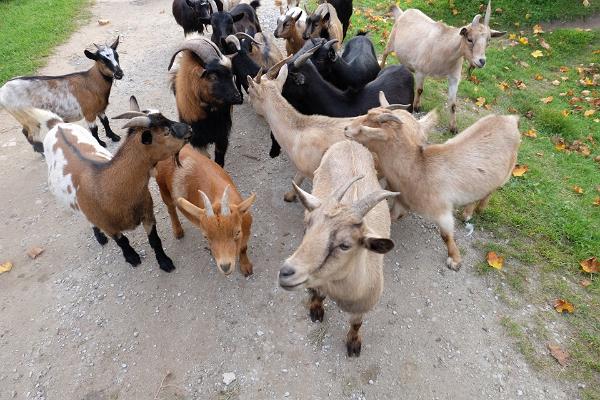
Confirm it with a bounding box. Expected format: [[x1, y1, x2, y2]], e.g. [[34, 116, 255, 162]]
[[155, 145, 256, 277], [279, 140, 398, 357], [38, 96, 191, 272], [0, 37, 124, 151]]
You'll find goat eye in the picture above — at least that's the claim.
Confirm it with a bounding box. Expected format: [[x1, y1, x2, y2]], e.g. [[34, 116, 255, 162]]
[[339, 243, 351, 251], [467, 38, 473, 43]]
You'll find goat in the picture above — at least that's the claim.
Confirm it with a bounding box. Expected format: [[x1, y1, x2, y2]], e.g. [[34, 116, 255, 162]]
[[172, 0, 219, 35], [309, 34, 379, 90], [224, 34, 267, 100], [344, 100, 520, 270], [302, 3, 343, 51], [279, 140, 398, 357], [248, 32, 285, 69], [274, 7, 307, 56], [202, 1, 261, 53], [0, 37, 123, 151], [169, 35, 242, 167], [380, 1, 506, 133], [247, 64, 406, 202], [319, 0, 352, 38], [155, 145, 256, 276], [34, 96, 191, 272]]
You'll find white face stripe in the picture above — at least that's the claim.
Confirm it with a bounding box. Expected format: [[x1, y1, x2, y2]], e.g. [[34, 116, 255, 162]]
[[99, 47, 119, 68]]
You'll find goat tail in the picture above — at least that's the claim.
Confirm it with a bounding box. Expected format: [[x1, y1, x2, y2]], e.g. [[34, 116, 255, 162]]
[[390, 5, 403, 19], [8, 107, 64, 145]]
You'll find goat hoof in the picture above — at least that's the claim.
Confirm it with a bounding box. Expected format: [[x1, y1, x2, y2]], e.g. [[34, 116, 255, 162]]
[[241, 263, 253, 277], [446, 257, 462, 271], [346, 338, 362, 357], [283, 192, 297, 202], [93, 229, 108, 245], [269, 147, 281, 158], [413, 106, 421, 113], [309, 304, 324, 322], [449, 127, 458, 135], [97, 139, 107, 148], [174, 229, 184, 239], [159, 257, 176, 273], [125, 252, 141, 266]]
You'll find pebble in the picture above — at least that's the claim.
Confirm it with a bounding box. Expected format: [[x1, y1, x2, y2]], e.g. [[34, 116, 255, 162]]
[[223, 372, 236, 385]]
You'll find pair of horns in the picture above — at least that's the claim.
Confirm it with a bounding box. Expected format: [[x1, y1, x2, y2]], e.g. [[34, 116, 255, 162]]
[[199, 185, 231, 217], [168, 36, 225, 71], [225, 33, 264, 51], [378, 91, 411, 118], [254, 54, 294, 83], [472, 1, 492, 27], [112, 95, 153, 128], [93, 35, 119, 51]]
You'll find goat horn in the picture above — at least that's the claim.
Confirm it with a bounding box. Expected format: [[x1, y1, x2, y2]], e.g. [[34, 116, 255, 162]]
[[93, 43, 101, 50], [293, 42, 323, 67], [266, 54, 293, 78], [255, 67, 264, 83], [168, 37, 224, 71], [484, 0, 491, 26], [121, 116, 151, 129], [199, 190, 214, 217], [333, 175, 365, 202], [471, 14, 481, 27], [292, 182, 321, 211], [352, 190, 400, 218], [208, 0, 218, 13], [129, 95, 141, 112], [221, 185, 230, 215], [225, 35, 241, 51], [386, 104, 411, 111], [379, 91, 390, 107], [234, 32, 263, 45], [112, 111, 147, 119], [376, 113, 403, 124]]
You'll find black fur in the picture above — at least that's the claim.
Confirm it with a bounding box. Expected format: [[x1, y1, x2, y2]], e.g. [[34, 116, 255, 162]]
[[172, 0, 215, 36], [113, 233, 141, 266], [93, 226, 108, 245], [187, 106, 232, 167], [227, 39, 260, 100], [99, 114, 121, 142], [205, 2, 261, 53], [147, 224, 175, 272]]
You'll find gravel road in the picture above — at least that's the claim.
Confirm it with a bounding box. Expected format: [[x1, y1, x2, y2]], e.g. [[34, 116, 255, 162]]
[[0, 1, 571, 399]]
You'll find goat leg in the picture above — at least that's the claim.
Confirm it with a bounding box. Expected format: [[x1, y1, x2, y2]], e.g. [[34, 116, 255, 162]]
[[214, 136, 229, 167], [98, 112, 121, 142], [436, 211, 462, 270], [269, 132, 281, 158], [346, 314, 363, 357], [308, 288, 326, 322], [113, 233, 141, 266], [144, 222, 175, 273], [92, 226, 108, 245], [87, 121, 107, 147], [448, 74, 460, 134]]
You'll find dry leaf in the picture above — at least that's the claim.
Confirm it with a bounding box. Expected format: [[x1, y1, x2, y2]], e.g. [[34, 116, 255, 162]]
[[580, 279, 592, 287], [583, 0, 590, 7], [572, 185, 584, 194], [553, 299, 574, 313], [522, 129, 537, 138], [533, 24, 544, 34], [519, 37, 529, 45], [486, 251, 504, 269], [498, 81, 510, 91], [475, 97, 486, 107], [0, 261, 13, 274], [508, 107, 518, 113], [27, 246, 44, 259], [514, 80, 527, 90], [512, 164, 529, 176], [541, 96, 554, 104], [552, 80, 561, 86], [98, 19, 110, 25], [469, 75, 481, 84], [594, 197, 600, 207], [554, 139, 566, 151], [584, 109, 596, 117], [451, 7, 459, 15], [580, 256, 599, 273], [539, 38, 551, 50], [548, 343, 570, 366], [561, 109, 570, 117], [560, 66, 570, 73], [531, 50, 544, 58], [508, 33, 517, 40], [534, 73, 544, 80]]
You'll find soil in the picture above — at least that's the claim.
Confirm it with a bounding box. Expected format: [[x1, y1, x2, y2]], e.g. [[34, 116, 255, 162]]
[[0, 1, 574, 399]]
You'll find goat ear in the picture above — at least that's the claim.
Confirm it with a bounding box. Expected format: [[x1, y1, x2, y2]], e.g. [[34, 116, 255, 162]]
[[84, 50, 97, 60], [359, 126, 387, 141], [110, 36, 120, 50], [176, 197, 203, 227], [129, 96, 141, 112], [459, 27, 468, 37], [185, 0, 194, 7], [362, 237, 395, 254], [238, 193, 256, 214], [322, 12, 330, 21], [275, 64, 289, 86], [232, 13, 245, 22], [141, 130, 153, 145], [490, 29, 506, 38], [418, 109, 438, 136]]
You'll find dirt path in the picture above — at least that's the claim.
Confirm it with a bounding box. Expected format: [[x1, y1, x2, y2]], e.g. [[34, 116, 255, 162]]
[[0, 1, 571, 399]]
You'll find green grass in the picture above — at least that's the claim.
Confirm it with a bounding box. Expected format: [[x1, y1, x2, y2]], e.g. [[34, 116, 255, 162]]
[[349, 0, 600, 394], [0, 0, 91, 84]]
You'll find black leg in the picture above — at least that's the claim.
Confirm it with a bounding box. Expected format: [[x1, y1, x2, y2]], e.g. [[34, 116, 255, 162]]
[[113, 233, 141, 266], [147, 224, 175, 272], [99, 114, 121, 142], [93, 227, 108, 245], [214, 137, 228, 167], [90, 124, 107, 147], [269, 132, 281, 158]]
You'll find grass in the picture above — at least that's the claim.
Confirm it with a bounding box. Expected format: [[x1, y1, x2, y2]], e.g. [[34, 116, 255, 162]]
[[0, 0, 91, 84], [348, 0, 600, 395]]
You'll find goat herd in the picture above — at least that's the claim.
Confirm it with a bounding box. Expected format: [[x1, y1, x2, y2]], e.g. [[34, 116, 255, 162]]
[[0, 0, 521, 357]]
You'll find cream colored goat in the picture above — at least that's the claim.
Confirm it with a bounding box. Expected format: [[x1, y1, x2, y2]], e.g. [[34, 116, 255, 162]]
[[344, 105, 520, 270], [279, 140, 398, 357]]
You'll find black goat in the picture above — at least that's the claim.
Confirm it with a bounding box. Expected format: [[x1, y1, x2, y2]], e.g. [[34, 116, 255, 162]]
[[319, 0, 352, 38], [172, 0, 219, 35], [202, 1, 262, 53], [224, 34, 261, 100], [310, 34, 380, 90]]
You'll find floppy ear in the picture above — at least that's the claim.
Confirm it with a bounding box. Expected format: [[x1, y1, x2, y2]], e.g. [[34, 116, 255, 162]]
[[110, 35, 120, 50], [232, 13, 245, 22], [362, 237, 394, 254], [141, 130, 153, 145], [84, 50, 98, 60], [358, 126, 388, 141], [176, 198, 203, 227], [238, 193, 256, 214], [460, 27, 468, 37], [490, 30, 506, 38]]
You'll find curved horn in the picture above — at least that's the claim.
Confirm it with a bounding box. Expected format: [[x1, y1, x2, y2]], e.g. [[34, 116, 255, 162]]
[[199, 190, 214, 217], [471, 14, 481, 27], [386, 104, 412, 111], [484, 0, 491, 26], [221, 185, 230, 216], [168, 37, 224, 71], [324, 39, 339, 49], [93, 43, 101, 50], [376, 113, 403, 124], [225, 35, 241, 51], [333, 175, 364, 202], [235, 32, 263, 45], [292, 182, 321, 211], [121, 116, 151, 129], [208, 0, 218, 13], [379, 91, 390, 107], [352, 190, 400, 218], [266, 54, 294, 78], [293, 42, 323, 67], [254, 67, 264, 83], [112, 112, 146, 119]]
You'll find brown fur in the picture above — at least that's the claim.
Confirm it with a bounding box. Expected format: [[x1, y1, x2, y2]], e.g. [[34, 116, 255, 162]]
[[275, 12, 306, 55], [173, 52, 210, 123], [69, 63, 114, 122], [305, 3, 343, 50]]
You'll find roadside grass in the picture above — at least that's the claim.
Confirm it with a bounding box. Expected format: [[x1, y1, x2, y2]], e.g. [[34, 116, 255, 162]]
[[348, 0, 600, 396], [0, 0, 91, 85]]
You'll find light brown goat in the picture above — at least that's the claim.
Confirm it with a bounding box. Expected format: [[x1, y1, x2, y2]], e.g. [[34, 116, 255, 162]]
[[345, 103, 520, 270], [302, 3, 343, 51], [279, 140, 398, 357], [274, 7, 307, 55], [249, 32, 285, 69], [155, 145, 256, 277]]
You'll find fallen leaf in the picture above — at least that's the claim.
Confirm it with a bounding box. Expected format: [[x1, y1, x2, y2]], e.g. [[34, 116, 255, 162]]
[[579, 145, 591, 157], [519, 37, 529, 45], [475, 97, 486, 107], [559, 66, 570, 73], [583, 0, 590, 7], [541, 96, 554, 104], [584, 109, 596, 117], [97, 19, 110, 25], [27, 246, 44, 259], [554, 139, 566, 151], [508, 107, 518, 113], [533, 24, 544, 34], [580, 279, 592, 287], [531, 50, 544, 58], [552, 80, 561, 86], [536, 152, 544, 157], [548, 343, 571, 366], [553, 299, 574, 313], [508, 33, 517, 40], [522, 129, 537, 138], [512, 164, 529, 176], [594, 197, 600, 207], [0, 261, 13, 274], [534, 73, 544, 80], [498, 81, 510, 91], [451, 7, 458, 15], [580, 256, 599, 273], [486, 251, 504, 270], [539, 38, 551, 50], [514, 80, 527, 90], [573, 185, 584, 194], [561, 109, 570, 117]]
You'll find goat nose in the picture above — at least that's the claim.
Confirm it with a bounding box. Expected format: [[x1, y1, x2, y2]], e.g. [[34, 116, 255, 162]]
[[219, 263, 232, 274], [479, 58, 486, 67], [279, 265, 295, 278]]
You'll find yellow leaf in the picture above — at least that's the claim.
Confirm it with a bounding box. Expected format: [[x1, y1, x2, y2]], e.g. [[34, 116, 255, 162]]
[[559, 66, 569, 73], [531, 50, 544, 58], [573, 185, 584, 194], [584, 109, 596, 117], [533, 24, 544, 34], [555, 139, 566, 151], [512, 164, 529, 176], [553, 299, 574, 313], [580, 257, 599, 273], [513, 80, 527, 90], [522, 129, 537, 138], [498, 81, 510, 91], [541, 96, 554, 104], [0, 261, 13, 274], [519, 37, 529, 45], [486, 251, 504, 270], [508, 33, 517, 40], [475, 97, 486, 107], [534, 73, 544, 80], [561, 109, 570, 117]]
